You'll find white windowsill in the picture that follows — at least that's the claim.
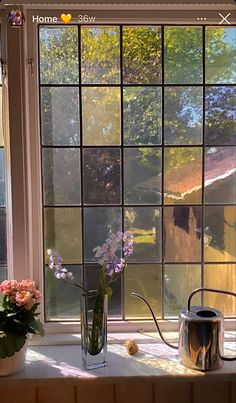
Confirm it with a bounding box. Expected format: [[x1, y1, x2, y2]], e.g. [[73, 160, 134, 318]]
[[0, 332, 235, 384]]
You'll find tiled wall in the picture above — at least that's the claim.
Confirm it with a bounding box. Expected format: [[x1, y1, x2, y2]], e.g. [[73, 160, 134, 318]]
[[0, 380, 235, 403]]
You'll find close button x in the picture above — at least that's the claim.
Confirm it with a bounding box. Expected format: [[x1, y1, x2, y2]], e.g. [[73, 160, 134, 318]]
[[219, 13, 231, 25]]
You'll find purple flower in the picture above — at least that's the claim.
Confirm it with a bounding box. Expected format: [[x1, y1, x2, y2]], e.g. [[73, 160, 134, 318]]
[[47, 249, 74, 281]]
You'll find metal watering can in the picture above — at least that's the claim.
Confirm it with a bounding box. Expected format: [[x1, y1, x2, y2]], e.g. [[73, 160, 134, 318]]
[[132, 288, 236, 371]]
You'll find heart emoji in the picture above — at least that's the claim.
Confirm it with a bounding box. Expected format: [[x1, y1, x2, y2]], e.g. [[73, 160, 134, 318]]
[[60, 14, 72, 24]]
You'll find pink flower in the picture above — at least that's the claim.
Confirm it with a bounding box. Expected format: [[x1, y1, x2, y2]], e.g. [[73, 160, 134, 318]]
[[0, 280, 18, 295], [15, 290, 33, 310]]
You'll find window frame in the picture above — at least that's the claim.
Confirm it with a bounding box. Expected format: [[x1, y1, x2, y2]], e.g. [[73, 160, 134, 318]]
[[2, 5, 236, 337]]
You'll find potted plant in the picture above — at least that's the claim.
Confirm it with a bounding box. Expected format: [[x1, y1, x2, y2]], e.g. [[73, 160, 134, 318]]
[[0, 279, 45, 376]]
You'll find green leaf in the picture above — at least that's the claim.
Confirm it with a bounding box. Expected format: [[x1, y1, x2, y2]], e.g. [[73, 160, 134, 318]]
[[0, 332, 26, 358]]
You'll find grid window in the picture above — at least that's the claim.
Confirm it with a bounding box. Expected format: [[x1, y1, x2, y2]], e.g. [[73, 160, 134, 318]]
[[39, 25, 236, 321]]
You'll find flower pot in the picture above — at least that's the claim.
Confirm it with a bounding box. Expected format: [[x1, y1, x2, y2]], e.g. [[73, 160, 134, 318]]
[[81, 290, 108, 370], [0, 341, 28, 377]]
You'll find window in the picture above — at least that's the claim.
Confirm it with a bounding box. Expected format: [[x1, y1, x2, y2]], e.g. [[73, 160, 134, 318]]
[[0, 30, 7, 283], [38, 24, 236, 323]]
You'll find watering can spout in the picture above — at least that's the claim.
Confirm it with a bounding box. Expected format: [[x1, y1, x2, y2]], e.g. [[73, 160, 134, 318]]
[[131, 292, 178, 350]]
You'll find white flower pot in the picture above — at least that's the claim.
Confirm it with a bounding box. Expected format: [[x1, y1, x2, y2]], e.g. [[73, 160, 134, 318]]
[[0, 341, 28, 377]]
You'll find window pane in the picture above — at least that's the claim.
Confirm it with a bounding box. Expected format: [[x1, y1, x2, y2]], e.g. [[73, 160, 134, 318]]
[[204, 147, 236, 204], [0, 88, 3, 146], [206, 27, 236, 84], [123, 87, 162, 145], [164, 147, 202, 204], [41, 87, 80, 146], [84, 265, 121, 318], [124, 264, 162, 319], [84, 207, 122, 262], [81, 26, 120, 84], [45, 265, 82, 320], [0, 149, 5, 206], [83, 148, 121, 205], [205, 87, 236, 145], [124, 207, 161, 262], [42, 148, 81, 205], [44, 207, 82, 264], [164, 87, 203, 145], [0, 208, 7, 265], [123, 26, 161, 84], [164, 27, 202, 84], [0, 266, 7, 283], [164, 264, 201, 317], [82, 87, 121, 145], [39, 27, 79, 84], [204, 206, 236, 262], [124, 148, 161, 205], [164, 206, 202, 262], [204, 264, 236, 316]]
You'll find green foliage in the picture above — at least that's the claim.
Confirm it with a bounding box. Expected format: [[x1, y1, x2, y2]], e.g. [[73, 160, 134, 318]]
[[0, 296, 45, 358]]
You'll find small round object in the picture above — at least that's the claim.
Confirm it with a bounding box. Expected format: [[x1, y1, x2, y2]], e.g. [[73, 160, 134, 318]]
[[125, 339, 139, 355]]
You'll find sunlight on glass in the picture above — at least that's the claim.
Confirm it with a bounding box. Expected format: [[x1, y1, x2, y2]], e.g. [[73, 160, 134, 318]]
[[125, 264, 162, 319], [41, 87, 80, 146], [123, 87, 162, 145], [82, 87, 121, 145], [39, 27, 79, 84], [164, 87, 203, 145], [164, 264, 201, 317], [204, 205, 236, 262], [164, 147, 202, 204], [164, 206, 202, 262], [124, 207, 161, 262], [123, 26, 161, 84], [204, 147, 236, 204], [164, 27, 202, 84], [204, 264, 236, 316], [206, 27, 236, 84], [81, 26, 120, 84], [44, 208, 82, 264]]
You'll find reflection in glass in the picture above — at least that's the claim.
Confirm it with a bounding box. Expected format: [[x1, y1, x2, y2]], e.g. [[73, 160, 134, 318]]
[[164, 264, 201, 317], [84, 207, 122, 262], [204, 264, 236, 316], [206, 27, 236, 84], [0, 266, 7, 283], [42, 148, 81, 206], [164, 206, 202, 262], [204, 147, 236, 204], [124, 148, 161, 205], [123, 26, 161, 84], [0, 209, 6, 265], [205, 87, 236, 145], [41, 87, 80, 146], [0, 149, 5, 206], [164, 87, 203, 145], [204, 206, 236, 262], [83, 148, 121, 205], [165, 27, 202, 84], [0, 89, 3, 146], [44, 207, 82, 264], [45, 265, 82, 320], [164, 147, 202, 204], [123, 87, 162, 145], [82, 87, 121, 145], [124, 207, 161, 262], [81, 27, 120, 84], [125, 264, 162, 319], [84, 265, 121, 318], [39, 27, 79, 84]]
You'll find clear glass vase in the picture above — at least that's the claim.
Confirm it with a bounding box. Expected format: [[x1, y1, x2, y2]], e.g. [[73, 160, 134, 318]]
[[81, 290, 108, 370]]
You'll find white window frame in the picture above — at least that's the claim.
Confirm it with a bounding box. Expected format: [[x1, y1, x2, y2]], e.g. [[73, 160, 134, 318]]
[[1, 4, 236, 339]]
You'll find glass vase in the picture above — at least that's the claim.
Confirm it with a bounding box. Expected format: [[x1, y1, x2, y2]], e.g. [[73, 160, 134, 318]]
[[81, 290, 108, 370]]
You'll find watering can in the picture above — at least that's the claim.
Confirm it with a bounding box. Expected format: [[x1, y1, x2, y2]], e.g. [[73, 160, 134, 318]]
[[131, 288, 236, 371]]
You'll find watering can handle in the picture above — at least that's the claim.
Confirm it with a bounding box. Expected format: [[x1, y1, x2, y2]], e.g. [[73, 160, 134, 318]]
[[187, 287, 236, 362]]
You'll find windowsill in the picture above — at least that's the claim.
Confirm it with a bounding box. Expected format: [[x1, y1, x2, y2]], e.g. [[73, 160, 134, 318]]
[[0, 333, 235, 383]]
